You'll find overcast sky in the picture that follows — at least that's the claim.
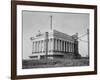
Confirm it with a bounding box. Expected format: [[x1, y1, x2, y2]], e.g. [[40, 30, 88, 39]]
[[22, 10, 89, 59]]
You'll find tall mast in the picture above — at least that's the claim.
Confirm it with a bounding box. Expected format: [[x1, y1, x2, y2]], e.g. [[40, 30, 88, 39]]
[[50, 15, 52, 30]]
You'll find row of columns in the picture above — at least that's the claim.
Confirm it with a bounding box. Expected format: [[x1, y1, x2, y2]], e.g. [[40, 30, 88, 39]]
[[53, 39, 74, 52], [32, 38, 74, 53], [32, 40, 44, 53]]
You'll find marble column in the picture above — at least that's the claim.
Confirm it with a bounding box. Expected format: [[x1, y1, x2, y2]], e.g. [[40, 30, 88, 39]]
[[65, 41, 66, 52], [48, 39, 49, 51], [64, 41, 66, 52], [67, 42, 69, 52], [71, 43, 73, 52], [50, 38, 53, 51], [71, 42, 73, 52], [51, 38, 53, 51], [70, 43, 72, 52], [39, 41, 41, 52], [37, 41, 39, 53], [62, 40, 63, 52], [53, 38, 55, 51], [63, 41, 65, 52], [49, 39, 51, 52], [41, 40, 43, 52], [66, 41, 67, 52], [34, 42, 35, 52], [39, 41, 41, 53], [61, 40, 62, 52], [69, 42, 70, 52], [60, 40, 62, 52], [59, 40, 61, 52], [58, 39, 59, 51], [47, 39, 49, 53], [57, 39, 58, 51], [34, 41, 35, 53], [55, 39, 57, 51], [35, 41, 37, 53], [58, 40, 60, 51], [43, 40, 45, 52], [56, 39, 58, 51], [60, 40, 61, 51], [63, 41, 64, 52], [72, 43, 74, 53], [50, 39, 52, 51], [70, 42, 71, 52], [38, 41, 40, 52], [72, 43, 73, 52], [69, 42, 71, 52], [32, 42, 34, 53], [57, 39, 59, 51]]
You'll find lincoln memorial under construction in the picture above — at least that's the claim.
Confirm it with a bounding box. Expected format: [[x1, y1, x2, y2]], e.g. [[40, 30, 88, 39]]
[[22, 13, 89, 69], [29, 29, 81, 60]]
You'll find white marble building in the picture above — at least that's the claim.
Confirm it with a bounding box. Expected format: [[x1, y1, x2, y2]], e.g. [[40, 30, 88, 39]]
[[30, 29, 80, 59]]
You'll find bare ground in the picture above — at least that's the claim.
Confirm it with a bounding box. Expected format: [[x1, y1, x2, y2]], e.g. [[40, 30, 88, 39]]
[[22, 58, 89, 69]]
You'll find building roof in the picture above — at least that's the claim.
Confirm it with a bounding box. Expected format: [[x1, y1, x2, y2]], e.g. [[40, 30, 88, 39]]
[[53, 29, 74, 41], [31, 29, 77, 42]]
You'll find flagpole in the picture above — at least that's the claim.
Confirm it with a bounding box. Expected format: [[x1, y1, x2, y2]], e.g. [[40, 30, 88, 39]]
[[50, 15, 52, 30]]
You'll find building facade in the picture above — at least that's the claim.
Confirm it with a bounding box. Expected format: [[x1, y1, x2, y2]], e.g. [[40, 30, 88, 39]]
[[29, 30, 80, 59]]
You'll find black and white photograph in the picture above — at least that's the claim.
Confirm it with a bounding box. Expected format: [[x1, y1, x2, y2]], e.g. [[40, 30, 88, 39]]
[[22, 11, 90, 69], [11, 1, 97, 79]]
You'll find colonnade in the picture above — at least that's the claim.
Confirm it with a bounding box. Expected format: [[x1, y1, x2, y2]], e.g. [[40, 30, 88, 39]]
[[32, 38, 74, 53]]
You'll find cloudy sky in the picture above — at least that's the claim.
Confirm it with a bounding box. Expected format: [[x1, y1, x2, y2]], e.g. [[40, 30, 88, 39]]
[[22, 10, 89, 59]]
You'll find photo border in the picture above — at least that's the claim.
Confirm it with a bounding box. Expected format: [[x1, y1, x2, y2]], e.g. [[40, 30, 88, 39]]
[[11, 1, 97, 80]]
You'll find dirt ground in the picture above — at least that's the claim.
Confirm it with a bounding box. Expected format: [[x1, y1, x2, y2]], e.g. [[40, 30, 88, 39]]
[[22, 58, 89, 69]]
